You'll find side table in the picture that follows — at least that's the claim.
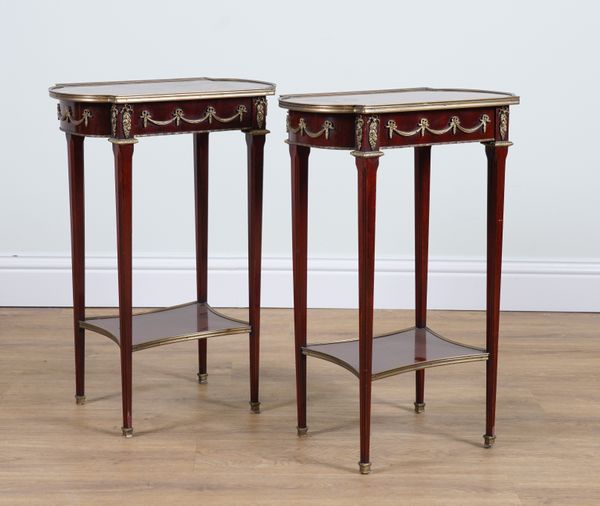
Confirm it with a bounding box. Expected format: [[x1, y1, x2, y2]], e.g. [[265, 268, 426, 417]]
[[279, 87, 519, 473], [50, 77, 275, 436]]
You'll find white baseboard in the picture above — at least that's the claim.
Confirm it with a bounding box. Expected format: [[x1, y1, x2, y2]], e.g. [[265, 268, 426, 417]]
[[0, 255, 598, 311]]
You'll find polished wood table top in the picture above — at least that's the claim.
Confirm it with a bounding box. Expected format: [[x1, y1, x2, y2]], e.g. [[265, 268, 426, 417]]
[[279, 87, 519, 113], [280, 87, 518, 151], [50, 77, 274, 141], [49, 77, 275, 103]]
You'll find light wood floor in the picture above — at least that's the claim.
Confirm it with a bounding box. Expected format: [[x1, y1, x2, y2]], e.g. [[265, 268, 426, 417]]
[[1, 308, 599, 505]]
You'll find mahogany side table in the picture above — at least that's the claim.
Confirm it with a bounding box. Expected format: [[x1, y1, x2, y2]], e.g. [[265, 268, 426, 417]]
[[50, 77, 275, 437], [280, 88, 519, 474]]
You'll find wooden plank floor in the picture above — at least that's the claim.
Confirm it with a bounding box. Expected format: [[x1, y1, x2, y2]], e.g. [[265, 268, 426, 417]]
[[1, 307, 599, 505]]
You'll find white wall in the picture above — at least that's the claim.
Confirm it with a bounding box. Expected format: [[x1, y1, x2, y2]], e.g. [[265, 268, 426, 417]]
[[0, 0, 598, 310]]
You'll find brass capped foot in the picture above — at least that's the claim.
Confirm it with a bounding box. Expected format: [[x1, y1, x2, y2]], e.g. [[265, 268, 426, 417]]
[[75, 395, 86, 405], [414, 402, 426, 413], [121, 427, 133, 438], [249, 401, 261, 414], [297, 426, 308, 437], [483, 434, 496, 448], [197, 373, 208, 384], [359, 462, 372, 475]]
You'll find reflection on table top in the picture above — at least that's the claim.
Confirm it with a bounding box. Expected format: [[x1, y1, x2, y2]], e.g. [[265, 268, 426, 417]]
[[49, 77, 276, 104], [279, 87, 519, 114]]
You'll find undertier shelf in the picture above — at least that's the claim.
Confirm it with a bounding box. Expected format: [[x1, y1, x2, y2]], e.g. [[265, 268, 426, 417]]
[[81, 302, 250, 351], [302, 327, 488, 380]]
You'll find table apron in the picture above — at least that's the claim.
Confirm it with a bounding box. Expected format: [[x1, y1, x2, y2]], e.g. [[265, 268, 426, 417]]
[[56, 96, 265, 138], [285, 107, 504, 150]]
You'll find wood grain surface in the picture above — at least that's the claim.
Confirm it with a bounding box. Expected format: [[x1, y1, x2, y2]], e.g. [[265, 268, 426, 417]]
[[1, 308, 599, 505]]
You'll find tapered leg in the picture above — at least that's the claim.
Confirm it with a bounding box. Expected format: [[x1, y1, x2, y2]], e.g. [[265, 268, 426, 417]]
[[197, 340, 207, 383], [194, 133, 209, 384], [355, 152, 380, 474], [246, 132, 266, 413], [414, 146, 431, 413], [483, 142, 509, 448], [290, 144, 310, 435], [67, 133, 86, 405], [112, 140, 136, 437]]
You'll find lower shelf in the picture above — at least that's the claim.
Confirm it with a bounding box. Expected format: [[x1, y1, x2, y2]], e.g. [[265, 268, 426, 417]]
[[81, 302, 250, 351], [302, 327, 488, 380]]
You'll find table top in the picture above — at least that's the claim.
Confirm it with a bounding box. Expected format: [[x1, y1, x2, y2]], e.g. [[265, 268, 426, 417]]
[[279, 87, 519, 114], [49, 77, 276, 104]]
